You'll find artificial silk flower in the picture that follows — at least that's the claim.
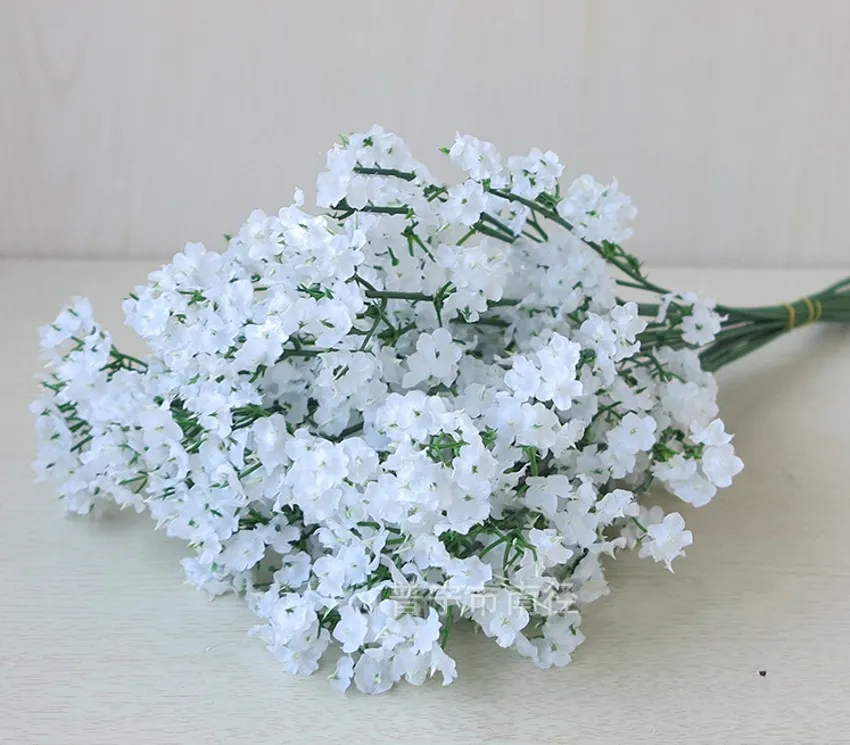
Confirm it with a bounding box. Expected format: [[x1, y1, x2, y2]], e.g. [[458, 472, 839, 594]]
[[34, 125, 850, 694]]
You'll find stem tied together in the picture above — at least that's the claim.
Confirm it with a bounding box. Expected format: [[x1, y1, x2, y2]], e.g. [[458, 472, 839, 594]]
[[349, 165, 850, 373]]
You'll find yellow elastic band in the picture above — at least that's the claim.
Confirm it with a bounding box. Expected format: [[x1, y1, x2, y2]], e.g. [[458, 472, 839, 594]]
[[802, 297, 816, 324], [785, 298, 822, 329], [784, 303, 796, 329]]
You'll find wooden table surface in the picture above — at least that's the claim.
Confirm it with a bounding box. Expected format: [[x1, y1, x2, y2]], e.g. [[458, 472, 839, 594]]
[[2, 260, 850, 744]]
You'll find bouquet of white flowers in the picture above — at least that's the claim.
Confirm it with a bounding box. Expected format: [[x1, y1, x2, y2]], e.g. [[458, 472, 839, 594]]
[[33, 127, 850, 694]]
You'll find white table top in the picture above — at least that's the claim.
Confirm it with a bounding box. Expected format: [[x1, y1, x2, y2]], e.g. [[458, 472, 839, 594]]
[[2, 260, 850, 744]]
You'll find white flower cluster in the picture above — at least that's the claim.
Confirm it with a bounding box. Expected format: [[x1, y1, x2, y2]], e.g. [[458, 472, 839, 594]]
[[33, 126, 743, 694]]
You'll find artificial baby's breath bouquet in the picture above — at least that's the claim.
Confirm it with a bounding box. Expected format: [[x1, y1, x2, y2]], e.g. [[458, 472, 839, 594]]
[[33, 127, 850, 693]]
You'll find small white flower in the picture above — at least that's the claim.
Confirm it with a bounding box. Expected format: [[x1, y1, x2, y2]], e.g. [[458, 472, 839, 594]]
[[402, 328, 462, 389], [444, 555, 493, 592], [428, 644, 458, 686], [483, 589, 530, 648], [638, 512, 693, 570], [448, 133, 506, 186], [558, 175, 637, 243], [333, 605, 369, 653], [654, 453, 698, 483], [523, 474, 572, 518], [504, 355, 541, 401], [219, 529, 266, 573], [528, 528, 573, 567], [595, 489, 638, 524], [701, 443, 744, 488], [440, 180, 489, 227], [411, 608, 442, 654], [181, 557, 233, 597], [692, 418, 733, 447], [508, 147, 563, 198], [329, 654, 355, 692], [258, 520, 300, 554], [670, 471, 717, 507], [275, 551, 312, 589], [353, 649, 395, 695]]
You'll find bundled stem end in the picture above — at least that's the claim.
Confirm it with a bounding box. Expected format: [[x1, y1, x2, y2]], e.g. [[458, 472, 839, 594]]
[[700, 283, 850, 372]]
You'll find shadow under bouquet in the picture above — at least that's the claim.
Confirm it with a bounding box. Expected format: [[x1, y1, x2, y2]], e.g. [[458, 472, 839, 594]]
[[32, 126, 850, 693]]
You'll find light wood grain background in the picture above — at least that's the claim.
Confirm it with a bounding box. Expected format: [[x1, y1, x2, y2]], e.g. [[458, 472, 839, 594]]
[[3, 0, 850, 265]]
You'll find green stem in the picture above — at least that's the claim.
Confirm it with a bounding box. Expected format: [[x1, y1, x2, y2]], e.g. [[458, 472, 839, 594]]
[[487, 188, 669, 295], [360, 285, 520, 308], [352, 166, 416, 182], [340, 163, 850, 379], [698, 278, 850, 371]]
